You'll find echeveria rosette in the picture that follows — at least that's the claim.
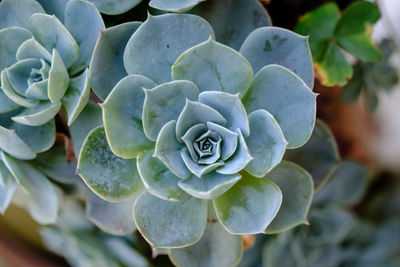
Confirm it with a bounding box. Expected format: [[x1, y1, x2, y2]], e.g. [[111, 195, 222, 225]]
[[79, 13, 316, 265]]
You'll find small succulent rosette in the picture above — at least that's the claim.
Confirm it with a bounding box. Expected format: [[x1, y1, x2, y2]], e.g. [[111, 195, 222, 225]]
[[0, 0, 104, 223], [79, 13, 316, 264]]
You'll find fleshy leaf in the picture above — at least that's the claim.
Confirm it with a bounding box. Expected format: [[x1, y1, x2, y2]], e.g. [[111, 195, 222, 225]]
[[48, 49, 69, 103], [1, 70, 38, 108], [88, 0, 141, 15], [178, 172, 241, 200], [30, 13, 79, 68], [284, 119, 340, 189], [193, 0, 271, 50], [65, 0, 105, 75], [123, 13, 214, 84], [265, 161, 314, 234], [216, 129, 252, 175], [6, 58, 42, 96], [0, 160, 12, 186], [176, 100, 226, 140], [12, 101, 61, 126], [62, 68, 90, 126], [213, 173, 282, 234], [36, 0, 69, 21], [0, 27, 32, 71], [181, 123, 207, 163], [0, 179, 17, 214], [0, 0, 45, 30], [133, 192, 207, 248], [102, 74, 156, 159], [143, 80, 199, 141], [77, 126, 143, 202], [26, 80, 49, 100], [137, 150, 184, 202], [150, 0, 203, 13], [16, 37, 52, 62], [206, 122, 238, 161], [181, 148, 224, 178], [12, 119, 55, 153], [0, 126, 35, 160], [242, 65, 317, 148], [240, 27, 314, 88], [169, 221, 243, 267], [89, 22, 142, 100], [87, 191, 138, 235], [334, 1, 381, 62], [244, 109, 287, 177], [154, 120, 190, 179], [172, 38, 253, 96], [0, 90, 19, 114], [198, 91, 250, 137]]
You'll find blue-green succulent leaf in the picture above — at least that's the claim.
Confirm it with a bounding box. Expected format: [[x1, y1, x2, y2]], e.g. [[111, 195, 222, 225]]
[[0, 91, 19, 114], [240, 27, 314, 88], [25, 80, 48, 100], [143, 80, 199, 141], [123, 13, 214, 84], [137, 150, 184, 202], [176, 100, 226, 141], [11, 101, 61, 126], [206, 122, 238, 161], [133, 192, 207, 248], [216, 129, 252, 175], [181, 148, 224, 177], [181, 123, 207, 163], [12, 119, 55, 153], [77, 126, 143, 202], [0, 27, 32, 71], [102, 74, 156, 159], [1, 70, 38, 108], [154, 120, 190, 179], [48, 49, 69, 103], [244, 109, 287, 177], [36, 0, 69, 22], [193, 0, 271, 51], [198, 91, 250, 137], [62, 68, 90, 126], [242, 65, 317, 148], [178, 172, 241, 200], [89, 22, 142, 100], [16, 37, 52, 62], [265, 161, 314, 234], [169, 221, 243, 267], [172, 38, 253, 96], [0, 0, 45, 30], [0, 179, 17, 214], [65, 0, 105, 75], [0, 160, 12, 187], [6, 58, 42, 96], [0, 151, 29, 191], [213, 173, 282, 234], [150, 0, 203, 13], [88, 0, 141, 15], [0, 126, 36, 160], [87, 191, 138, 235], [30, 13, 79, 68]]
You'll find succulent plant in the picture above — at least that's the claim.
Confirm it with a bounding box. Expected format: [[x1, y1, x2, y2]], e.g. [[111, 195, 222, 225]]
[[78, 10, 317, 265]]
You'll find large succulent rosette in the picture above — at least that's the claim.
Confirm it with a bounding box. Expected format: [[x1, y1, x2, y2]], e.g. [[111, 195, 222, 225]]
[[78, 13, 316, 265]]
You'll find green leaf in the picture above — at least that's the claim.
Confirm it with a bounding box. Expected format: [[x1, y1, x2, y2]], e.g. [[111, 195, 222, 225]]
[[36, 0, 69, 22], [154, 120, 190, 179], [240, 27, 314, 88], [340, 65, 363, 103], [89, 22, 142, 100], [12, 119, 55, 153], [62, 68, 90, 126], [169, 221, 243, 267], [123, 14, 214, 84], [143, 80, 199, 141], [0, 27, 32, 71], [30, 13, 79, 68], [0, 179, 17, 214], [16, 37, 52, 62], [243, 65, 317, 148], [150, 0, 203, 13], [265, 161, 314, 234], [102, 74, 156, 159], [172, 38, 253, 96], [284, 120, 340, 190], [178, 172, 241, 200], [137, 150, 184, 202], [77, 126, 143, 202], [87, 191, 138, 235], [65, 0, 105, 75], [12, 101, 61, 126], [193, 0, 271, 50], [6, 58, 42, 96], [365, 85, 378, 112], [245, 109, 287, 177], [48, 49, 70, 103], [1, 70, 38, 108], [25, 80, 49, 100], [0, 0, 45, 30], [334, 1, 381, 62], [0, 125, 36, 160], [133, 192, 207, 248], [213, 173, 282, 234], [89, 0, 141, 15]]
